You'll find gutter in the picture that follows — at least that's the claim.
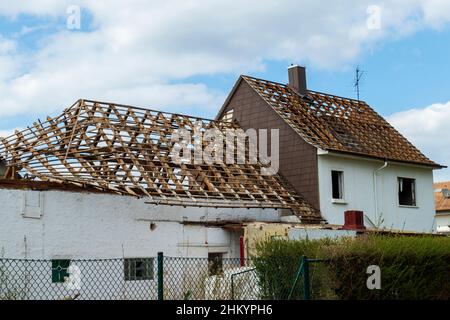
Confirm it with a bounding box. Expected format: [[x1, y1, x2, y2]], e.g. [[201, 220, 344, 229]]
[[373, 161, 388, 225]]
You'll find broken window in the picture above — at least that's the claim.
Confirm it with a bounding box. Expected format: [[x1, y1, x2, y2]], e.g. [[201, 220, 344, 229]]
[[398, 177, 416, 206], [208, 253, 224, 276], [331, 170, 344, 200], [124, 258, 154, 281]]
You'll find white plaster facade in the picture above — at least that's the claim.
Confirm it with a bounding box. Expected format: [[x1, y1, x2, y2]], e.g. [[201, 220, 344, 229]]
[[317, 151, 436, 233], [0, 188, 282, 260], [435, 212, 450, 234], [0, 187, 286, 299]]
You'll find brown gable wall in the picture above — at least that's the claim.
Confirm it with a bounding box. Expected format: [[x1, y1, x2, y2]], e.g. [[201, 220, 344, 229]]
[[219, 80, 320, 211]]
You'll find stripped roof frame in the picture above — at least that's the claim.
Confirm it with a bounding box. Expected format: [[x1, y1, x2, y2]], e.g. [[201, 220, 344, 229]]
[[233, 75, 442, 168], [0, 99, 321, 222]]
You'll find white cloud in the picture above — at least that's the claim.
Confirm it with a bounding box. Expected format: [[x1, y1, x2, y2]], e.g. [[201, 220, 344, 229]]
[[0, 128, 21, 139], [387, 101, 450, 182], [0, 0, 450, 120]]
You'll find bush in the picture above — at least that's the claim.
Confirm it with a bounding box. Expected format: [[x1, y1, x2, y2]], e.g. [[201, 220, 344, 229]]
[[253, 235, 450, 300], [253, 238, 337, 299]]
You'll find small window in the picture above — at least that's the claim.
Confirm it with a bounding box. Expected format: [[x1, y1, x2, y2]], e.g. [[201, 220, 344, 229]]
[[398, 177, 416, 206], [331, 170, 344, 200], [52, 259, 70, 283], [208, 253, 224, 276], [22, 191, 43, 219], [221, 109, 234, 123], [124, 258, 154, 281]]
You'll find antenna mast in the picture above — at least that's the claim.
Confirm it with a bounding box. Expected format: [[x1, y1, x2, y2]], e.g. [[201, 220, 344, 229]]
[[354, 66, 364, 101]]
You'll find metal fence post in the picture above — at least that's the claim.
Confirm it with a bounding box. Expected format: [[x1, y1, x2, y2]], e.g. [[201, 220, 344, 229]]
[[302, 256, 311, 300], [157, 252, 164, 300]]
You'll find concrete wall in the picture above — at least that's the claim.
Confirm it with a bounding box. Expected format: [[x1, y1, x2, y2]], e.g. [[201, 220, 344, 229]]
[[317, 152, 436, 232]]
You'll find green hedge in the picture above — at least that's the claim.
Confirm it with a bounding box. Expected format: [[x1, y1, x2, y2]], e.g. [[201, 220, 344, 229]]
[[253, 235, 450, 300]]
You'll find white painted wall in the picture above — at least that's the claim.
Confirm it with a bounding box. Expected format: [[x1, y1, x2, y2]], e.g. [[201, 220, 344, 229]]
[[0, 188, 283, 299], [0, 188, 282, 260], [317, 152, 436, 233], [435, 212, 450, 234]]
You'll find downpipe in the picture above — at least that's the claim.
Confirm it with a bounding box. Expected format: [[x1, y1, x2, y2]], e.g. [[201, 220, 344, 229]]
[[373, 161, 388, 226]]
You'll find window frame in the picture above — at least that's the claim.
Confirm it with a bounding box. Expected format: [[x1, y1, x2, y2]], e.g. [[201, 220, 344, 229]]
[[397, 177, 417, 207], [331, 170, 345, 202], [208, 252, 224, 276], [124, 258, 154, 281], [51, 259, 71, 283]]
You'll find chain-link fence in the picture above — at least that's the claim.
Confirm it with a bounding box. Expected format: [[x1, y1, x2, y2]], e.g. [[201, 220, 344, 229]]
[[0, 256, 261, 300], [0, 255, 324, 300]]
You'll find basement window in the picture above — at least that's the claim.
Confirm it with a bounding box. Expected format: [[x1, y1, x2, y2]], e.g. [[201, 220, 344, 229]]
[[331, 170, 344, 200], [398, 177, 416, 206], [52, 259, 70, 283], [208, 253, 224, 276], [124, 258, 154, 281]]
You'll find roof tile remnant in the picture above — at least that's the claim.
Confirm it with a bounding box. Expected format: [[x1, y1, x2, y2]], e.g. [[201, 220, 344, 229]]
[[242, 76, 442, 167], [434, 182, 450, 213], [0, 99, 321, 222]]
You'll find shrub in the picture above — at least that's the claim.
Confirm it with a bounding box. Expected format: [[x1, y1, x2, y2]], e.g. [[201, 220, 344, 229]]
[[253, 235, 450, 300]]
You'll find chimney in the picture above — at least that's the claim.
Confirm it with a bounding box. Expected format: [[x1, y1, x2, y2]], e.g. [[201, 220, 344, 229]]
[[342, 210, 366, 231], [288, 65, 307, 96]]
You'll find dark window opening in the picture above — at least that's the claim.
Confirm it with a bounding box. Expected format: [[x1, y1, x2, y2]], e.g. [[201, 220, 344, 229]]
[[124, 258, 154, 281], [398, 177, 416, 206], [331, 170, 344, 200], [52, 259, 70, 283], [208, 253, 224, 276]]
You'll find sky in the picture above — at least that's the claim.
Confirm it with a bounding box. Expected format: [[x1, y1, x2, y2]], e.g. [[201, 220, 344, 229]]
[[0, 1, 450, 181]]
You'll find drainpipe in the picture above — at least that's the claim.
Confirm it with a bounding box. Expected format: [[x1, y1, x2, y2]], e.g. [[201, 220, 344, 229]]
[[373, 161, 388, 225]]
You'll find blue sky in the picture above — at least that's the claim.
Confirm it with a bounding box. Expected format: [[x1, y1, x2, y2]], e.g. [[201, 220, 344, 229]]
[[0, 1, 450, 180]]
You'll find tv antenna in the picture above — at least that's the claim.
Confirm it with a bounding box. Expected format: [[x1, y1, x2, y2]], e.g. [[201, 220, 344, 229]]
[[354, 66, 364, 101]]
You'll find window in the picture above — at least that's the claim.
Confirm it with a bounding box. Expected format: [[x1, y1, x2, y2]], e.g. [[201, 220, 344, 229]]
[[398, 177, 416, 206], [331, 170, 344, 200], [208, 253, 224, 276], [52, 259, 70, 283], [221, 109, 234, 123], [22, 191, 43, 219], [124, 258, 154, 281]]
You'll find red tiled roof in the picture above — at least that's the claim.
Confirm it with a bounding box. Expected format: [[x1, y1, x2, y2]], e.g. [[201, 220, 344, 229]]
[[434, 182, 450, 212], [242, 76, 442, 168]]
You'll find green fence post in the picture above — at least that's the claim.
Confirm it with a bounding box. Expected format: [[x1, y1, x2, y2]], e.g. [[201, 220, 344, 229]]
[[157, 252, 164, 300], [302, 256, 311, 300]]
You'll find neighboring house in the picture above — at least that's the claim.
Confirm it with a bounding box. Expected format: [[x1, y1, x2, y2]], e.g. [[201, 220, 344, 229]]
[[434, 182, 450, 234], [216, 66, 444, 232]]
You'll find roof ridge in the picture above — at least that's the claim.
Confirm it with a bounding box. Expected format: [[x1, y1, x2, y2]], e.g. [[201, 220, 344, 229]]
[[241, 74, 367, 103]]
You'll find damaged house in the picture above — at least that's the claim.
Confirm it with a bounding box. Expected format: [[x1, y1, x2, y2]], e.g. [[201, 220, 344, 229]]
[[0, 99, 319, 264], [216, 66, 444, 232], [0, 66, 443, 265]]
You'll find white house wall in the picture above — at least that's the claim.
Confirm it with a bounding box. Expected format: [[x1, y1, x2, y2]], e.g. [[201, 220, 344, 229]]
[[317, 153, 436, 232], [435, 213, 450, 234], [0, 188, 281, 260]]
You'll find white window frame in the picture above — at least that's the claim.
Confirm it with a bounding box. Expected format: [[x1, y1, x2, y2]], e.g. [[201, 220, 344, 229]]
[[331, 170, 346, 203]]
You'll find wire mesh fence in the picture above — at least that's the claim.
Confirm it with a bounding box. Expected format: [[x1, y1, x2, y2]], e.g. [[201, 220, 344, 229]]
[[0, 255, 323, 300]]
